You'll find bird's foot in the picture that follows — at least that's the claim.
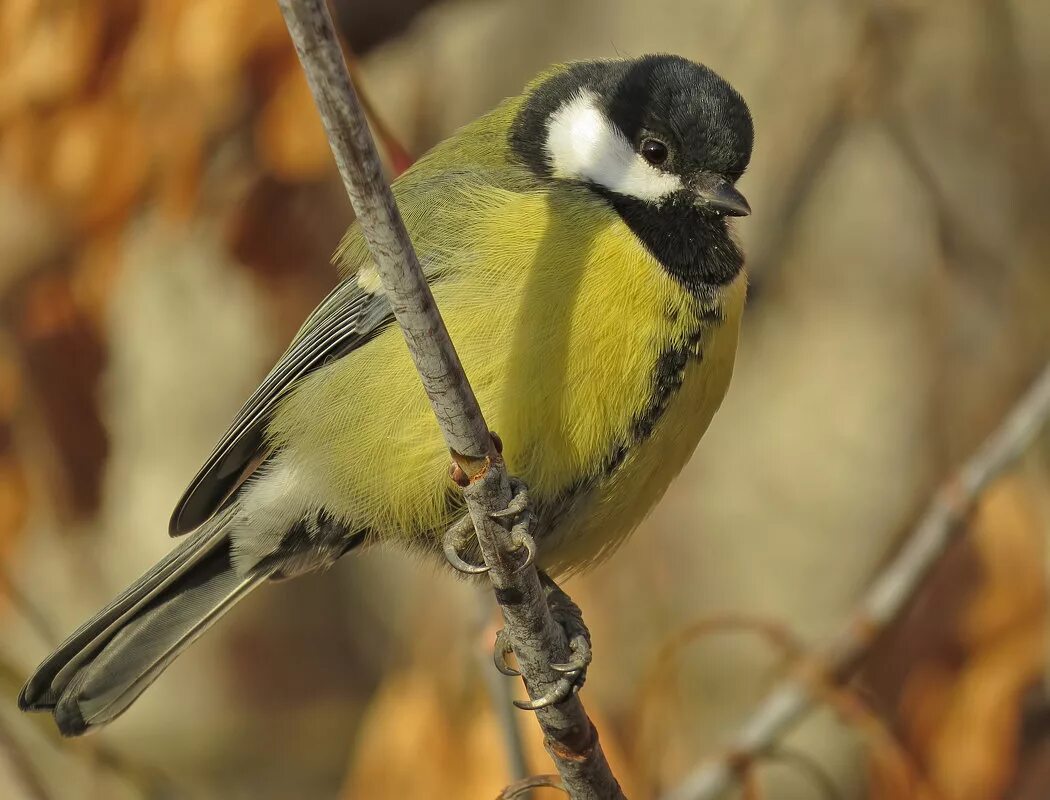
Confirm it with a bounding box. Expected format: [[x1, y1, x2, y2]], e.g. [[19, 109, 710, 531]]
[[442, 476, 535, 575], [494, 572, 593, 710], [492, 477, 536, 572], [442, 515, 489, 574]]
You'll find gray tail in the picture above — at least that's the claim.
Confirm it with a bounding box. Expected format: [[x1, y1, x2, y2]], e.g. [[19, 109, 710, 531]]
[[18, 516, 271, 736]]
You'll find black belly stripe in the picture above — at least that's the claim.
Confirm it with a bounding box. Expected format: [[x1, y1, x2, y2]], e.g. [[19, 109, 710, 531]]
[[528, 306, 721, 541], [433, 301, 726, 547], [602, 304, 722, 476]]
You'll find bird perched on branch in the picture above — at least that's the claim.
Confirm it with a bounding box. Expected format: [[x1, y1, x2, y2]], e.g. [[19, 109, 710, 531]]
[[20, 54, 753, 735]]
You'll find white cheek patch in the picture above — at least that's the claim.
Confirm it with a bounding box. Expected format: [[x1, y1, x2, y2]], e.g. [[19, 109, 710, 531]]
[[545, 90, 682, 202]]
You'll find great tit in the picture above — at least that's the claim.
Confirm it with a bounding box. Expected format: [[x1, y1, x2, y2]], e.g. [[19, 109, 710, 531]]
[[20, 54, 753, 735]]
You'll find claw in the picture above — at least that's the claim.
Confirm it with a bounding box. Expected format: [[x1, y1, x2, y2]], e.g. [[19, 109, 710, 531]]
[[442, 517, 489, 574], [513, 637, 588, 708], [509, 528, 536, 573], [550, 634, 592, 673], [550, 656, 588, 674], [443, 541, 490, 574], [507, 571, 592, 711], [514, 674, 580, 710], [493, 628, 520, 677], [490, 478, 529, 520], [549, 662, 582, 674]]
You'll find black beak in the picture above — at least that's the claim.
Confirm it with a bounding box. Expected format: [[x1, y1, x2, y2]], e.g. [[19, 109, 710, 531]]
[[693, 176, 751, 217]]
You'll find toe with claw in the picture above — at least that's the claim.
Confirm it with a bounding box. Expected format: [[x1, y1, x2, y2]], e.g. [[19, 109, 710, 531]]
[[445, 466, 535, 574], [493, 628, 520, 677], [495, 571, 593, 711], [442, 515, 489, 574], [490, 476, 536, 573], [489, 476, 530, 520]]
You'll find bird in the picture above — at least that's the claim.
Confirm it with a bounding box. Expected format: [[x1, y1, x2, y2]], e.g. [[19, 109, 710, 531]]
[[19, 53, 754, 736]]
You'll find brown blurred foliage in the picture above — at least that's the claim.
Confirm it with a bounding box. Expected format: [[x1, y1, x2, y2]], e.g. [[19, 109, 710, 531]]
[[0, 0, 416, 545], [866, 474, 1049, 800], [0, 0, 329, 540], [0, 0, 1048, 798], [341, 666, 637, 799]]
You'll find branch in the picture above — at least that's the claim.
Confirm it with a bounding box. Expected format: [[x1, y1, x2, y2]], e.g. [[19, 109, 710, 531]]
[[664, 362, 1050, 800], [274, 3, 622, 797], [497, 774, 568, 799], [0, 715, 51, 800], [0, 565, 59, 647], [475, 596, 530, 784]]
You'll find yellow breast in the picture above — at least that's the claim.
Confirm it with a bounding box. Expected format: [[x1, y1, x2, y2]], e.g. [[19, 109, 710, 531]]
[[269, 184, 746, 574]]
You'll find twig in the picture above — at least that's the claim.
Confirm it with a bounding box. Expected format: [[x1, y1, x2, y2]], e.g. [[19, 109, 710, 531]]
[[808, 672, 937, 799], [0, 565, 59, 646], [664, 362, 1050, 800], [762, 747, 842, 800], [274, 3, 622, 797], [343, 50, 415, 176], [497, 774, 568, 799], [0, 650, 181, 798], [475, 593, 530, 783], [747, 3, 899, 299], [631, 613, 804, 790], [0, 715, 51, 800]]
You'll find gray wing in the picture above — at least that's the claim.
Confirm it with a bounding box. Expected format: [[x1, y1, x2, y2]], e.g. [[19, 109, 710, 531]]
[[167, 160, 528, 536], [168, 279, 393, 535]]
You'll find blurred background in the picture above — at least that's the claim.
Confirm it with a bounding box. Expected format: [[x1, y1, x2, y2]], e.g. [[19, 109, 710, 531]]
[[1, 0, 1049, 798]]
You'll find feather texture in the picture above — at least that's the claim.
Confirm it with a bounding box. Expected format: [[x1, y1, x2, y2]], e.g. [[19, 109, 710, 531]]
[[21, 57, 752, 737], [18, 512, 271, 735]]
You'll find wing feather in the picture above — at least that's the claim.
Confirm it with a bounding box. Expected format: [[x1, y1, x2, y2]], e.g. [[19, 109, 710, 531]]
[[168, 280, 392, 535], [168, 148, 537, 535]]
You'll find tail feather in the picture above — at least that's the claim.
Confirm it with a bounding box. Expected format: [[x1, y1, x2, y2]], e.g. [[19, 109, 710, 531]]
[[19, 514, 271, 736]]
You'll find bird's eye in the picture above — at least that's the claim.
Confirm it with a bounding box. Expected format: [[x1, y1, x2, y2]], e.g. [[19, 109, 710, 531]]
[[640, 138, 668, 166]]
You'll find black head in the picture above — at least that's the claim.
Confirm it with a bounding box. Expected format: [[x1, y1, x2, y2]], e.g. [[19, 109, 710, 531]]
[[510, 55, 754, 216]]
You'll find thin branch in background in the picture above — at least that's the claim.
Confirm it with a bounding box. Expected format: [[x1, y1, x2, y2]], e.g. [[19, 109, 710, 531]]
[[631, 616, 915, 797], [762, 747, 843, 800], [664, 362, 1050, 800], [751, 0, 1015, 298], [807, 669, 936, 799], [631, 613, 805, 791], [475, 593, 530, 784], [646, 614, 804, 670], [0, 715, 51, 800], [343, 49, 415, 176], [882, 114, 1008, 279], [273, 2, 622, 797], [0, 648, 181, 799], [747, 2, 902, 299], [85, 743, 182, 800], [743, 99, 847, 301], [0, 565, 59, 647], [979, 0, 1050, 226], [496, 774, 567, 799]]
